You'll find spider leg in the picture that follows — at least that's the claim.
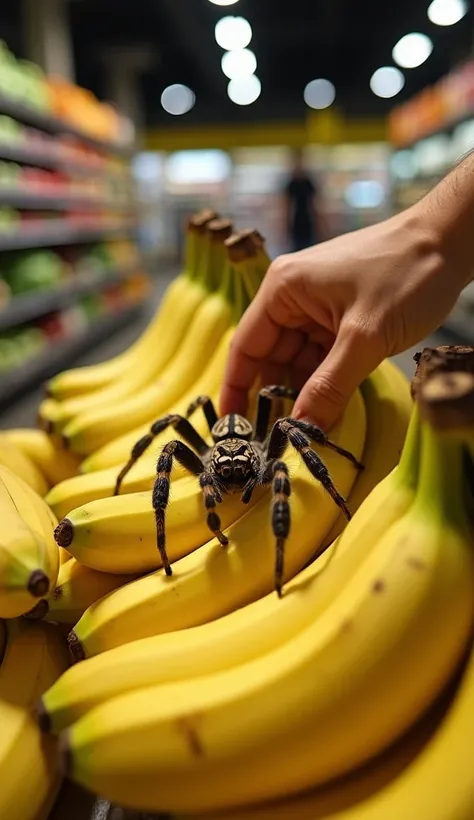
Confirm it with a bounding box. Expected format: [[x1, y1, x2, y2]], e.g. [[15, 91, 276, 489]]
[[271, 460, 291, 598], [186, 395, 218, 436], [267, 419, 352, 521], [199, 473, 228, 546], [254, 385, 299, 443], [153, 441, 205, 575], [114, 413, 210, 496], [288, 418, 364, 470]]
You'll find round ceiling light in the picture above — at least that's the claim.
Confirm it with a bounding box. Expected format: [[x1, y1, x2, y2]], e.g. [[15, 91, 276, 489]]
[[392, 32, 433, 68], [304, 78, 336, 109], [161, 84, 195, 115], [370, 66, 405, 98], [221, 48, 257, 79], [427, 0, 468, 25], [227, 74, 261, 105], [215, 16, 252, 50], [208, 0, 239, 5]]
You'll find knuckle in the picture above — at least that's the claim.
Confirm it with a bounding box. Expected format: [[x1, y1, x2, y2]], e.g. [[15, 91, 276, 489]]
[[343, 315, 382, 348], [306, 373, 347, 408]]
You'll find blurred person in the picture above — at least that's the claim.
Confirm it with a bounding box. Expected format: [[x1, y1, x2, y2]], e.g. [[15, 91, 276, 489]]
[[221, 149, 474, 431], [283, 149, 321, 252]]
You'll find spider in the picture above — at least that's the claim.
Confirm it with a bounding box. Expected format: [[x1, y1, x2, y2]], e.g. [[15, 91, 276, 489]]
[[114, 386, 363, 597]]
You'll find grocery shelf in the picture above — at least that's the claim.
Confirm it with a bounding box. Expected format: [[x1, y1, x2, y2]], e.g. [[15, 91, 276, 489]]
[[0, 142, 128, 178], [0, 300, 145, 410], [0, 221, 135, 252], [0, 189, 131, 212], [0, 94, 133, 158], [0, 264, 139, 332]]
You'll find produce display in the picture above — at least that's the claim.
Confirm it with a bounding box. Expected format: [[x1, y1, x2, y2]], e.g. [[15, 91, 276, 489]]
[[0, 210, 473, 819]]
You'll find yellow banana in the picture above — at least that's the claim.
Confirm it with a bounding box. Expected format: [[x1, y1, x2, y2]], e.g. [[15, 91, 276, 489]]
[[62, 291, 231, 455], [40, 558, 137, 625], [0, 475, 53, 618], [0, 433, 48, 496], [47, 274, 209, 434], [79, 327, 234, 473], [60, 415, 474, 814], [59, 547, 71, 566], [46, 211, 216, 402], [0, 619, 69, 820], [40, 395, 418, 733], [67, 389, 366, 658], [0, 466, 59, 595], [55, 475, 267, 574], [4, 428, 81, 485], [323, 358, 412, 546]]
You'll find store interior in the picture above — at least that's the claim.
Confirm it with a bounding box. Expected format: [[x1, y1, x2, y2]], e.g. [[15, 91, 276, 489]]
[[0, 1, 473, 818]]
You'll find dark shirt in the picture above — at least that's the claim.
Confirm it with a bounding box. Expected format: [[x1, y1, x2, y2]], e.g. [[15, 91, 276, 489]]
[[286, 175, 316, 238]]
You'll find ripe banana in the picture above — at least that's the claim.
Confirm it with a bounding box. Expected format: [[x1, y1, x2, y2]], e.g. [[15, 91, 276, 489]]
[[4, 428, 81, 485], [46, 273, 209, 434], [46, 211, 216, 403], [62, 291, 232, 455], [55, 474, 267, 574], [0, 465, 59, 595], [60, 416, 474, 813], [39, 558, 137, 625], [40, 394, 418, 733], [0, 432, 48, 496], [0, 475, 53, 618], [323, 358, 412, 546], [67, 388, 366, 658], [79, 326, 234, 473], [0, 619, 69, 820]]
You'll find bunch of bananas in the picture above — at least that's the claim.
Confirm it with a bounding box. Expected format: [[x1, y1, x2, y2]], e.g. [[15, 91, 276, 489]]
[[4, 209, 472, 819]]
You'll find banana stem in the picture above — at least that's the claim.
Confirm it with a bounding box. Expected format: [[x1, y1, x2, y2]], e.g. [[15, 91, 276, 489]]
[[414, 422, 469, 530], [396, 403, 421, 492], [184, 230, 199, 281], [196, 234, 214, 292]]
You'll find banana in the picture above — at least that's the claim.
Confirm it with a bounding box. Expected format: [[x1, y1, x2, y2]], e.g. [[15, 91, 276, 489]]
[[59, 547, 71, 566], [62, 290, 232, 455], [40, 559, 137, 625], [66, 388, 366, 658], [0, 474, 53, 618], [59, 411, 474, 814], [79, 327, 234, 473], [0, 466, 59, 595], [4, 428, 81, 485], [0, 619, 69, 820], [55, 474, 267, 574], [47, 274, 209, 435], [0, 433, 48, 496], [323, 358, 412, 546], [40, 394, 418, 733], [46, 211, 217, 403]]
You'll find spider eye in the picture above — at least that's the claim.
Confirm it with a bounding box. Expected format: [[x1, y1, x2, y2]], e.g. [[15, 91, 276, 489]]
[[220, 465, 232, 478]]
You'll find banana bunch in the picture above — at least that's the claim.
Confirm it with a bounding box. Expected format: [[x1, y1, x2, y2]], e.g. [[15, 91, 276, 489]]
[[0, 618, 69, 820], [36, 360, 474, 818]]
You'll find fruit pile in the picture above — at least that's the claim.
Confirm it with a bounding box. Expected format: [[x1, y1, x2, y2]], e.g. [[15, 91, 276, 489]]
[[0, 211, 472, 819]]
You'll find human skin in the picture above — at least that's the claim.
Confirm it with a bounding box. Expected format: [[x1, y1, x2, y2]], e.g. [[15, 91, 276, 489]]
[[221, 153, 474, 430]]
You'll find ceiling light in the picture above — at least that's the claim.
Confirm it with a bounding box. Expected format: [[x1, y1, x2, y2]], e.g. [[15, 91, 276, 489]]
[[392, 33, 433, 68], [215, 16, 252, 50], [221, 48, 257, 79], [370, 66, 405, 98], [160, 84, 195, 115], [303, 78, 336, 110], [208, 0, 239, 5], [227, 74, 261, 105], [427, 0, 468, 25]]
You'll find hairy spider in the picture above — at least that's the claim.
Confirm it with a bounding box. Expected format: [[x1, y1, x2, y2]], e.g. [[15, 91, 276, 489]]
[[114, 386, 363, 596]]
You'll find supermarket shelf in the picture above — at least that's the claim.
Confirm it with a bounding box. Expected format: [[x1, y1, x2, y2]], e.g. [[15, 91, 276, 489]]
[[0, 221, 135, 252], [0, 94, 133, 157], [0, 142, 129, 178], [0, 189, 131, 211], [0, 264, 139, 332], [0, 301, 145, 410]]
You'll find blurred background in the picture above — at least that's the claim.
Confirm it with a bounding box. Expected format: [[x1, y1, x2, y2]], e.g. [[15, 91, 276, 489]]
[[0, 0, 474, 425]]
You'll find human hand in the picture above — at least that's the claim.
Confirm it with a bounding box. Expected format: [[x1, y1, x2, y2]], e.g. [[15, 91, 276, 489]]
[[221, 205, 460, 430]]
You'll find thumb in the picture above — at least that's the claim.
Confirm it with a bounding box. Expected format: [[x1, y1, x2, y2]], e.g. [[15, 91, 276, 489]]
[[292, 323, 381, 430]]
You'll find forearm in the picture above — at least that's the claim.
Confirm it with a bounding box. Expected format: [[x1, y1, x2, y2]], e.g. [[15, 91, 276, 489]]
[[422, 151, 474, 289]]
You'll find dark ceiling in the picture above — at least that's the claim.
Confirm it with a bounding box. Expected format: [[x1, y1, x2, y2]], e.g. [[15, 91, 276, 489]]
[[2, 0, 474, 126]]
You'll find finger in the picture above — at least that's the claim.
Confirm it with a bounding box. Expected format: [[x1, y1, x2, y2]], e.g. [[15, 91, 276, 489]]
[[293, 324, 381, 430]]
